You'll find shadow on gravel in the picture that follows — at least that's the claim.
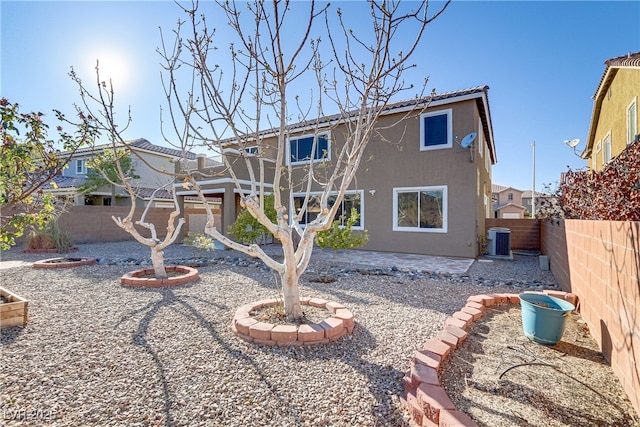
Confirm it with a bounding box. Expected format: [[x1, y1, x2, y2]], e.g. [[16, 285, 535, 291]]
[[114, 281, 402, 426], [115, 285, 230, 427], [252, 324, 406, 425], [115, 285, 315, 427], [0, 325, 26, 345]]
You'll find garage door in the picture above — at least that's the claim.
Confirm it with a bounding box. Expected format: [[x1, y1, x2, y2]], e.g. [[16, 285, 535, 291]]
[[502, 213, 521, 219]]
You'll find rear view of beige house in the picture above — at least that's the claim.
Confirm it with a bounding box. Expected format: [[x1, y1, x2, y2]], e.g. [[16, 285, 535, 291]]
[[179, 86, 497, 258]]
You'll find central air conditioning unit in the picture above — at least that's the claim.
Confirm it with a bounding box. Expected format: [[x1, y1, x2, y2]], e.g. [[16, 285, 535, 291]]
[[487, 227, 511, 257]]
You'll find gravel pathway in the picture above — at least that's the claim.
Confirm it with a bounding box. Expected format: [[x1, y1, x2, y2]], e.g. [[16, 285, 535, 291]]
[[1, 242, 556, 426]]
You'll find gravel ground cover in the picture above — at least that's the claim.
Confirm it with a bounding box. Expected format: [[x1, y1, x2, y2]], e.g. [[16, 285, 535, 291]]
[[1, 242, 570, 426], [440, 305, 640, 426]]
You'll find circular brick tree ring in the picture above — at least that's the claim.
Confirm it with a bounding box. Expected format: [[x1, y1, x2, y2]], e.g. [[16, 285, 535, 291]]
[[232, 297, 355, 346], [120, 266, 199, 287], [33, 257, 96, 269]]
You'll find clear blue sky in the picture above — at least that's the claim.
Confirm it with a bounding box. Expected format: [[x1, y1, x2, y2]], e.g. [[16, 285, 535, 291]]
[[2, 1, 639, 192]]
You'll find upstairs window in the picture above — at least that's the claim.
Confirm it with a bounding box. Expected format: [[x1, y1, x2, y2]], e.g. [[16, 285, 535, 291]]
[[244, 146, 260, 156], [478, 122, 484, 158], [602, 133, 612, 165], [76, 159, 86, 174], [628, 98, 637, 145], [289, 133, 329, 164], [420, 109, 452, 151], [507, 193, 513, 201]]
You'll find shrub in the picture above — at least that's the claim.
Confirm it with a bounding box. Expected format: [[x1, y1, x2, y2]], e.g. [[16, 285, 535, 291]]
[[183, 231, 216, 251], [558, 139, 640, 220], [316, 209, 369, 250], [228, 194, 277, 244], [26, 222, 73, 253]]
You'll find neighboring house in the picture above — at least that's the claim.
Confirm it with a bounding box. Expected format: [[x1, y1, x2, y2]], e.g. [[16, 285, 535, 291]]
[[492, 184, 526, 218], [43, 138, 219, 207], [521, 190, 557, 217], [179, 85, 497, 258], [582, 52, 640, 170]]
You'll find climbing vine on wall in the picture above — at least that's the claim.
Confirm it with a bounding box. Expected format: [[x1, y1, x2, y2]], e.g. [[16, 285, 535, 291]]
[[559, 139, 640, 220]]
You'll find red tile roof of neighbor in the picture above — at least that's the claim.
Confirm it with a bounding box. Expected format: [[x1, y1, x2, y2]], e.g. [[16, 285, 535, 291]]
[[593, 51, 640, 99], [584, 52, 640, 158]]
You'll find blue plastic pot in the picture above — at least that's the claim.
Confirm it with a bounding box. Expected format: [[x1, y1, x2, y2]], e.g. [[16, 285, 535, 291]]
[[519, 293, 575, 345]]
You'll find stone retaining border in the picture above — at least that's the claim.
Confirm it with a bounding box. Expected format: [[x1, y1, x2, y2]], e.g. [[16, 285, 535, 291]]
[[32, 257, 96, 269], [402, 290, 578, 427], [232, 298, 355, 346], [121, 266, 199, 287]]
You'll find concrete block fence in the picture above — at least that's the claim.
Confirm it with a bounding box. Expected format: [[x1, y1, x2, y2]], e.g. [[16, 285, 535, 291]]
[[541, 219, 640, 414]]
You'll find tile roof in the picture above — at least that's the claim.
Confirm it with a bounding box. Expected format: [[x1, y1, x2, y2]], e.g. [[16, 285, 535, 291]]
[[41, 177, 209, 203], [284, 85, 492, 132], [521, 190, 550, 198], [493, 202, 526, 211], [593, 52, 640, 98], [584, 52, 640, 158], [42, 175, 86, 189], [492, 184, 508, 193], [71, 138, 199, 159], [220, 85, 496, 163], [129, 139, 198, 159]]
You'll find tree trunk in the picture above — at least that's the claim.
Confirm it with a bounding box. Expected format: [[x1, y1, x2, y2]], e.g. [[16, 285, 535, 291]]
[[282, 266, 303, 320], [150, 247, 167, 279]]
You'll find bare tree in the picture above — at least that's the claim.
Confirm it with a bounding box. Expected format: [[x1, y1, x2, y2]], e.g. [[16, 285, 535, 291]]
[[112, 182, 185, 279], [160, 0, 449, 319], [69, 64, 185, 279]]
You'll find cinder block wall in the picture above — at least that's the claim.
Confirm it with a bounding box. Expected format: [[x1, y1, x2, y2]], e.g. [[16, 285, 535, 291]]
[[485, 218, 541, 250], [541, 219, 640, 414], [184, 208, 222, 236], [56, 206, 178, 243]]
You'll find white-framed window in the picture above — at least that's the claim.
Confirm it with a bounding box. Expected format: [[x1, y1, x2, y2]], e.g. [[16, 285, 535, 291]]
[[595, 141, 602, 154], [478, 122, 484, 158], [485, 148, 490, 171], [393, 185, 447, 233], [420, 109, 452, 151], [507, 193, 513, 201], [602, 132, 612, 165], [628, 97, 637, 145], [484, 194, 490, 218], [76, 159, 86, 174], [244, 146, 260, 156], [292, 190, 363, 230], [288, 133, 330, 164]]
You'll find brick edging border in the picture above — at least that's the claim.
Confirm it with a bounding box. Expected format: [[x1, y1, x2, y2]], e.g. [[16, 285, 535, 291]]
[[120, 266, 199, 287], [232, 298, 355, 346], [32, 257, 96, 269], [402, 290, 579, 427]]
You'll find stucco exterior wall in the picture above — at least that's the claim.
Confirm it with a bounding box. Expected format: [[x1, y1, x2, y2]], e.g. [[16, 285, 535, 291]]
[[129, 150, 178, 189], [193, 96, 493, 258], [351, 100, 488, 257], [588, 69, 640, 171]]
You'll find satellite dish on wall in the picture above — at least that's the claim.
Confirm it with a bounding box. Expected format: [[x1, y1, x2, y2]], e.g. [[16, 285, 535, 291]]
[[564, 138, 580, 148], [460, 132, 477, 149]]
